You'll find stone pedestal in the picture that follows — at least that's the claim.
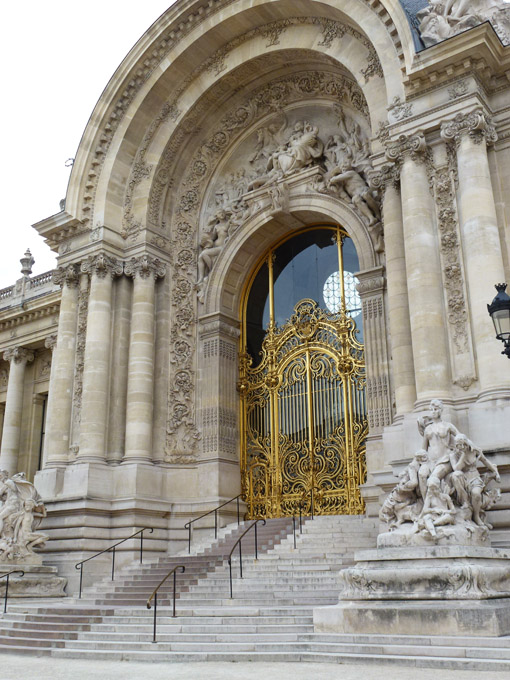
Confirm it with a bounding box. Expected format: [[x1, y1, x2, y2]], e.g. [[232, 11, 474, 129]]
[[314, 545, 510, 636], [0, 564, 66, 599]]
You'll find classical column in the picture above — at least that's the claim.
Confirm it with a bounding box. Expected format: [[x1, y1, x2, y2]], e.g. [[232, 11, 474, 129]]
[[441, 111, 506, 394], [44, 264, 80, 467], [107, 275, 131, 464], [77, 254, 123, 462], [0, 347, 34, 475], [387, 133, 450, 402], [371, 165, 416, 415], [123, 256, 165, 463]]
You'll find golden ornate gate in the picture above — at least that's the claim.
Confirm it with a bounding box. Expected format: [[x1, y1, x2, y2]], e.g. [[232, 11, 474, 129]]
[[239, 294, 368, 519]]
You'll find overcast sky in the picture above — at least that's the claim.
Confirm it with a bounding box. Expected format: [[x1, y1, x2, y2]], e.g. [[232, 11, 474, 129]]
[[1, 1, 174, 288]]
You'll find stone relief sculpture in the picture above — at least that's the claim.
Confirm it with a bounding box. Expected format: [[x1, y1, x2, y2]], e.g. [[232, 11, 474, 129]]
[[379, 399, 500, 546], [198, 106, 381, 293], [418, 0, 510, 47], [0, 470, 48, 563]]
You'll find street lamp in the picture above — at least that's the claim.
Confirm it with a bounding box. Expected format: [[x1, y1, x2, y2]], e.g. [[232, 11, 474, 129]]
[[487, 283, 510, 359]]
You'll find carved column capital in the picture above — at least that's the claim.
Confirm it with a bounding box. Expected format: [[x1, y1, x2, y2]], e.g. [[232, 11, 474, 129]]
[[52, 263, 80, 288], [385, 132, 428, 164], [3, 347, 35, 365], [441, 110, 498, 147], [124, 255, 166, 280], [45, 334, 58, 352], [81, 253, 123, 279], [368, 163, 400, 196]]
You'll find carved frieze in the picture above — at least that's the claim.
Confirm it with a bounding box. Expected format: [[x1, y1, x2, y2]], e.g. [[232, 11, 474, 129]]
[[71, 278, 89, 448], [434, 161, 476, 390]]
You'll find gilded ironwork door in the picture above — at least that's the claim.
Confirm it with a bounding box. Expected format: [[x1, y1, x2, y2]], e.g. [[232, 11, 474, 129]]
[[240, 298, 368, 519]]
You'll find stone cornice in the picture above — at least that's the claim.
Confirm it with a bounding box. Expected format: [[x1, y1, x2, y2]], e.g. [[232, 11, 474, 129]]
[[124, 255, 166, 280], [32, 211, 87, 253], [0, 302, 60, 333], [441, 109, 498, 147]]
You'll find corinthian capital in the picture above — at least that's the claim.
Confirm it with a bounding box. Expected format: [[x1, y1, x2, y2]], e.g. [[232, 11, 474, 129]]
[[81, 253, 123, 279], [124, 255, 166, 280], [441, 110, 497, 147], [368, 163, 400, 195], [385, 132, 428, 164], [52, 263, 80, 288], [3, 347, 35, 365]]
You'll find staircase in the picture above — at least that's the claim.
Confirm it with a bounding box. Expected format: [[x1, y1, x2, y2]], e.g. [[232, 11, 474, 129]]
[[1, 515, 510, 669]]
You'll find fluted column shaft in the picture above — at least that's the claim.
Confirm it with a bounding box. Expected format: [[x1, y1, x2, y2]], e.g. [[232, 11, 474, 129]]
[[0, 347, 34, 475], [443, 112, 506, 393], [124, 256, 165, 463], [396, 139, 451, 400], [380, 173, 416, 414], [78, 254, 122, 462], [44, 266, 79, 467]]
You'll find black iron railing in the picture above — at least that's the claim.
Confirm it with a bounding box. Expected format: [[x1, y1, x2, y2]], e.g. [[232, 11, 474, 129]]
[[147, 565, 186, 643], [75, 527, 153, 598], [227, 519, 266, 598], [184, 494, 243, 553], [1, 570, 24, 613]]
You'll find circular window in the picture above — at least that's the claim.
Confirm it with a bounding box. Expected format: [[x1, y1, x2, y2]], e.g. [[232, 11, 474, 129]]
[[323, 271, 361, 317]]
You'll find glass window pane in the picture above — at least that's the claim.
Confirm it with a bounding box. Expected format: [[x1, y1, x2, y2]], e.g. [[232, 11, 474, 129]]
[[273, 229, 338, 326]]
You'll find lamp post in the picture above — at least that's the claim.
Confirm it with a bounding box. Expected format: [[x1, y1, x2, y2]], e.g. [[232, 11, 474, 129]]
[[487, 283, 510, 359]]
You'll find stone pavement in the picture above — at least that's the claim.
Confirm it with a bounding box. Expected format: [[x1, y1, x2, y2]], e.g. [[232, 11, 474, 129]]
[[1, 656, 508, 680]]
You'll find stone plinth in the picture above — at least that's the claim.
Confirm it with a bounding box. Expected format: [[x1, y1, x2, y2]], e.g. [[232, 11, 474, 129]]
[[0, 564, 66, 598], [314, 598, 510, 636], [314, 545, 510, 636]]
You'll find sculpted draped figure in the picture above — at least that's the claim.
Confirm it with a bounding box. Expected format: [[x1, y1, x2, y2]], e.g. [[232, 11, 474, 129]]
[[380, 400, 500, 546], [0, 470, 48, 563], [197, 108, 383, 294], [418, 0, 510, 47]]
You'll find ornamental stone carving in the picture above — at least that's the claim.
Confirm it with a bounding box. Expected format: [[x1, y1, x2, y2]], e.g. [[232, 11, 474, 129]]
[[0, 471, 48, 564], [52, 264, 80, 288], [385, 132, 428, 164], [80, 253, 123, 279], [3, 347, 35, 365], [441, 110, 498, 147], [418, 0, 510, 47], [379, 399, 500, 547], [124, 255, 166, 280]]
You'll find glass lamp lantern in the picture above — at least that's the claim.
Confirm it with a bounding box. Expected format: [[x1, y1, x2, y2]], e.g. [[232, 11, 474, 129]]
[[487, 283, 510, 359]]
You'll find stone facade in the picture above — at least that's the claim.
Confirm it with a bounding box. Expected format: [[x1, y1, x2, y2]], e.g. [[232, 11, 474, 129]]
[[0, 0, 509, 587]]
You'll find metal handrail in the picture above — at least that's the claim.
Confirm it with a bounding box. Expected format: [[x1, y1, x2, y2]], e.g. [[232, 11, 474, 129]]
[[184, 494, 243, 553], [147, 565, 186, 643], [75, 527, 154, 598], [227, 519, 266, 598], [1, 570, 24, 613]]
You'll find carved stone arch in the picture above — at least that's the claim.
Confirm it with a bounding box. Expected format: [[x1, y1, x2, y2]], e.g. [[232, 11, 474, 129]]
[[204, 196, 376, 318], [65, 0, 411, 233]]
